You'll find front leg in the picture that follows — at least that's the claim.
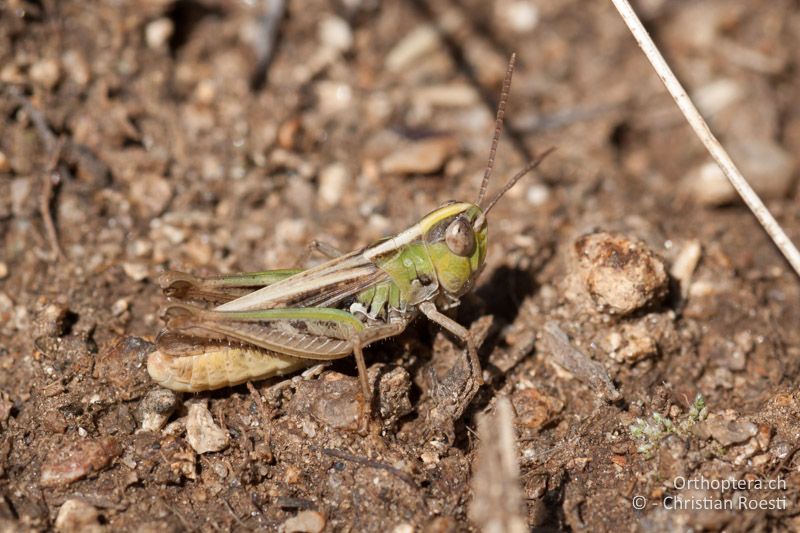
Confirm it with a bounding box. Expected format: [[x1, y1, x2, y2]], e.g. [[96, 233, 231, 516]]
[[419, 301, 483, 386], [418, 301, 485, 430]]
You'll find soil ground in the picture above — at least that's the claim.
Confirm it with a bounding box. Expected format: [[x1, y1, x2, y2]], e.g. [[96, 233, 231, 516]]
[[1, 0, 800, 531]]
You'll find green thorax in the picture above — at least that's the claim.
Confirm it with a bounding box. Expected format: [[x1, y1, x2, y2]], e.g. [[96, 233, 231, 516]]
[[355, 202, 488, 318]]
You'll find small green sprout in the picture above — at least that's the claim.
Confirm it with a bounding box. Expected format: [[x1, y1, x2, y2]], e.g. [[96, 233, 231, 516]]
[[629, 394, 707, 457]]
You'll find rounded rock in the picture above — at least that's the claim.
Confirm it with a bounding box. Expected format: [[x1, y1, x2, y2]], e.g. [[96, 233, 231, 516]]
[[571, 231, 669, 315]]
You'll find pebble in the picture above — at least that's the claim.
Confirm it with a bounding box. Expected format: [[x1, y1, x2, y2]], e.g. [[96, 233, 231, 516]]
[[0, 151, 10, 173], [111, 298, 129, 317], [375, 366, 413, 426], [526, 183, 550, 206], [318, 15, 353, 53], [669, 240, 702, 299], [570, 231, 669, 315], [412, 84, 479, 108], [512, 388, 563, 431], [194, 79, 216, 105], [185, 402, 229, 454], [138, 389, 178, 432], [381, 136, 457, 175], [693, 415, 758, 446], [129, 174, 173, 218], [283, 510, 326, 533], [318, 162, 350, 207], [385, 25, 440, 73], [0, 262, 7, 279], [0, 63, 24, 84], [145, 18, 174, 50], [55, 499, 104, 533], [61, 50, 91, 86], [122, 262, 149, 282], [681, 140, 795, 206], [692, 79, 743, 117], [11, 177, 32, 216], [93, 337, 154, 400], [0, 292, 14, 314], [29, 58, 61, 89], [36, 303, 70, 338], [288, 373, 362, 431], [498, 1, 540, 33], [606, 322, 658, 364], [315, 81, 353, 114], [40, 437, 122, 487]]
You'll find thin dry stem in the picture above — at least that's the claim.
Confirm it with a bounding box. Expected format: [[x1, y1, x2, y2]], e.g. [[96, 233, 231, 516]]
[[610, 0, 800, 279]]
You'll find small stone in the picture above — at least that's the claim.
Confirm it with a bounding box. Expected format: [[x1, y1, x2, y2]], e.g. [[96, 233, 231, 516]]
[[29, 58, 61, 89], [93, 337, 154, 400], [670, 240, 702, 299], [138, 389, 178, 432], [375, 366, 413, 427], [386, 25, 440, 73], [146, 18, 174, 49], [122, 262, 149, 281], [35, 303, 70, 338], [283, 510, 326, 533], [318, 15, 353, 53], [692, 79, 743, 117], [55, 499, 103, 533], [318, 162, 350, 207], [287, 373, 363, 431], [412, 84, 479, 108], [11, 177, 32, 216], [40, 437, 122, 487], [606, 322, 658, 364], [111, 298, 129, 317], [0, 292, 12, 313], [0, 262, 7, 279], [183, 237, 213, 265], [681, 140, 795, 206], [693, 415, 758, 446], [61, 50, 91, 86], [570, 231, 669, 315], [526, 183, 550, 206], [129, 174, 172, 218], [194, 79, 216, 105], [0, 151, 10, 173], [0, 63, 24, 84], [185, 402, 229, 454], [512, 388, 563, 431], [381, 136, 457, 175], [315, 81, 353, 114], [0, 394, 12, 426], [498, 1, 540, 33]]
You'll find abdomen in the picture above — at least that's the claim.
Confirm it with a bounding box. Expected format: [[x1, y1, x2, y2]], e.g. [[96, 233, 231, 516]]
[[148, 346, 309, 392]]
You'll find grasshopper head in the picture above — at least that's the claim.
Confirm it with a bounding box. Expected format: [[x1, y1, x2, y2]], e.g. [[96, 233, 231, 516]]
[[421, 202, 488, 297], [419, 146, 553, 298]]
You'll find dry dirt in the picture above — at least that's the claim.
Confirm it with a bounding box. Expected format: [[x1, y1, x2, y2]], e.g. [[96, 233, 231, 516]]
[[2, 0, 800, 531]]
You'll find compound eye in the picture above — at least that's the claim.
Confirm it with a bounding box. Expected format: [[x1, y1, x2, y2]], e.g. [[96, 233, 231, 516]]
[[445, 217, 476, 257]]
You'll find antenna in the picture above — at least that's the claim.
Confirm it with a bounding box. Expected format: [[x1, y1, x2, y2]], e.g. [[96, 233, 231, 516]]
[[474, 147, 555, 228], [476, 53, 517, 208]]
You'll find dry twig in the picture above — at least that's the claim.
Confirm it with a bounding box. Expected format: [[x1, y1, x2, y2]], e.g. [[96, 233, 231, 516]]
[[543, 322, 620, 402], [468, 397, 526, 533], [313, 446, 418, 489], [609, 0, 800, 279]]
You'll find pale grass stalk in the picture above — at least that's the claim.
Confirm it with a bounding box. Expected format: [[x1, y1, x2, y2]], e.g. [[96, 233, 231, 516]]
[[610, 0, 800, 278]]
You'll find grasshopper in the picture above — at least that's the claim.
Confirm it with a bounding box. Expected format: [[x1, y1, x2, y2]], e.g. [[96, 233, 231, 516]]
[[148, 54, 552, 421]]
